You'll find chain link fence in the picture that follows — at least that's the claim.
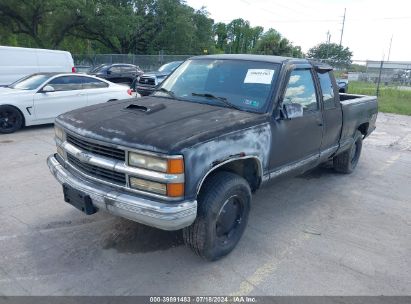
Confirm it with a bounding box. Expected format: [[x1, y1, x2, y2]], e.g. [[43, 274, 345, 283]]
[[335, 60, 411, 115], [73, 54, 192, 72]]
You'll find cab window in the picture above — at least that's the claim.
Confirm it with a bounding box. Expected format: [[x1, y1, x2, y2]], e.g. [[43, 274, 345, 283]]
[[283, 69, 318, 113], [82, 77, 109, 89], [47, 76, 83, 91], [317, 72, 336, 109]]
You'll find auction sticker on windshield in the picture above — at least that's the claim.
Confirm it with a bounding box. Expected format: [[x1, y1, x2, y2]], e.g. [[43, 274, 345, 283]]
[[244, 69, 274, 84]]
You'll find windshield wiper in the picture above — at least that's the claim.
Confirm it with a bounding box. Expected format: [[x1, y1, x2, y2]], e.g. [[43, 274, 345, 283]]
[[191, 92, 242, 111], [155, 87, 177, 99]]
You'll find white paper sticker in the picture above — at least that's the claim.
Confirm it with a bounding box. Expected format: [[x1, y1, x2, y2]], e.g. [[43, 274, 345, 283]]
[[244, 69, 274, 84]]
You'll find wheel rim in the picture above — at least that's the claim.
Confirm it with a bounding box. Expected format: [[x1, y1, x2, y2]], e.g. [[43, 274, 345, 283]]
[[216, 195, 244, 243], [0, 110, 18, 130]]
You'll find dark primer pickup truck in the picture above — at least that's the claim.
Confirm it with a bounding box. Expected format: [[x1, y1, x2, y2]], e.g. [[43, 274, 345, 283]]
[[48, 54, 378, 261]]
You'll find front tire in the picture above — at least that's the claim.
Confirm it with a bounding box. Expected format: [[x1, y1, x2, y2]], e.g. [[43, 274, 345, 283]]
[[333, 130, 363, 174], [183, 171, 251, 261], [0, 105, 24, 134]]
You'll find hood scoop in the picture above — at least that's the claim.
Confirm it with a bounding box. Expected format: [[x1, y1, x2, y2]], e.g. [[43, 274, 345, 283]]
[[125, 103, 165, 114]]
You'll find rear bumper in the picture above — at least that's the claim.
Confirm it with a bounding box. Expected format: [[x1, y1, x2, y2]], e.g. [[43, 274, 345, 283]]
[[47, 154, 197, 230]]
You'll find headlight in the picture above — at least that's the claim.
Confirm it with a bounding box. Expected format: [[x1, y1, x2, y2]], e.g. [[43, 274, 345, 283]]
[[129, 177, 167, 195], [128, 153, 168, 172], [55, 125, 64, 141], [128, 152, 184, 174]]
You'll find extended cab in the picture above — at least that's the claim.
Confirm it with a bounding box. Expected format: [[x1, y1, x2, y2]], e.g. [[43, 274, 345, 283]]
[[48, 55, 378, 261]]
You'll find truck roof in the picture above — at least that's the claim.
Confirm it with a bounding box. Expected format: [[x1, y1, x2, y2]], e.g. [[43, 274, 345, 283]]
[[190, 54, 307, 64], [190, 54, 334, 70]]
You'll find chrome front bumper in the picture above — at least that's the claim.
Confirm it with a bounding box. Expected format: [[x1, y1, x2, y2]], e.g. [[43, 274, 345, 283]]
[[47, 155, 197, 230]]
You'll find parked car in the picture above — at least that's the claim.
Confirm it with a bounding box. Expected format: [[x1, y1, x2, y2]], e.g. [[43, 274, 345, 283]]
[[0, 73, 135, 133], [88, 64, 143, 84], [0, 46, 75, 87], [132, 61, 183, 96], [48, 55, 378, 261], [74, 65, 92, 74], [337, 78, 349, 93]]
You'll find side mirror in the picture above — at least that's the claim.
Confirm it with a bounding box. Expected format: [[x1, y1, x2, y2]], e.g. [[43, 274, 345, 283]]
[[283, 103, 303, 119], [107, 70, 112, 75], [42, 85, 55, 93]]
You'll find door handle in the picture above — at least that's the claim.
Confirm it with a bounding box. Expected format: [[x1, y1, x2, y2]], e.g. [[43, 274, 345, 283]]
[[316, 119, 323, 126]]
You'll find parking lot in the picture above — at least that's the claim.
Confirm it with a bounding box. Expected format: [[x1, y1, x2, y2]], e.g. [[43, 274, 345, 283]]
[[0, 112, 410, 296]]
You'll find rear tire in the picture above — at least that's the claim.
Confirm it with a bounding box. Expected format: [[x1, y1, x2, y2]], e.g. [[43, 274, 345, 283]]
[[333, 130, 363, 174], [0, 105, 24, 134], [183, 171, 251, 261]]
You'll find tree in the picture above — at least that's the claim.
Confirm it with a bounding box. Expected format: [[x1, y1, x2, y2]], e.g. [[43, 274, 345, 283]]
[[0, 0, 302, 57], [253, 29, 303, 57], [307, 43, 353, 67]]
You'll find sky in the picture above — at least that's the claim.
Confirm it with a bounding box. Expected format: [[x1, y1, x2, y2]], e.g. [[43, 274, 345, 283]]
[[185, 0, 411, 62]]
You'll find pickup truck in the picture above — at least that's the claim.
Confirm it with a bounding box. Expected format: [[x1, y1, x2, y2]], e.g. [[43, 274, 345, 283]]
[[48, 54, 378, 261]]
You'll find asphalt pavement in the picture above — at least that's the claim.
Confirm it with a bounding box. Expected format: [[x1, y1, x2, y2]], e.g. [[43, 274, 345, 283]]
[[0, 113, 410, 296]]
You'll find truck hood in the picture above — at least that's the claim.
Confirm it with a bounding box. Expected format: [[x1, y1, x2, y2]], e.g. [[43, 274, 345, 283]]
[[56, 96, 267, 153]]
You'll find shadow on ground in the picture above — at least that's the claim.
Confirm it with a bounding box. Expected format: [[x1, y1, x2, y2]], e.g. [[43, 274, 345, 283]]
[[101, 219, 184, 253]]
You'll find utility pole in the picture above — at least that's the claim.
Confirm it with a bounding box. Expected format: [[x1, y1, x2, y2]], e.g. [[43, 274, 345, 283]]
[[339, 8, 346, 46], [387, 35, 393, 61], [325, 31, 331, 61], [376, 55, 384, 97]]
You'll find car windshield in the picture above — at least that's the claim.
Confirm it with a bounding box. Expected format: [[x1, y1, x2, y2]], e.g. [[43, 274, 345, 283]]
[[90, 65, 108, 73], [153, 59, 279, 113], [9, 74, 53, 90], [158, 61, 182, 73]]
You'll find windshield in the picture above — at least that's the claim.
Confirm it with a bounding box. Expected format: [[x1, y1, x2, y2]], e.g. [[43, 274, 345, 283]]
[[158, 61, 182, 73], [154, 59, 279, 113], [9, 74, 52, 90], [90, 64, 108, 73]]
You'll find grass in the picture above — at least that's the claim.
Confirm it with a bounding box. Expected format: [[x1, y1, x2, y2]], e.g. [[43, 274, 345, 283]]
[[348, 81, 411, 115]]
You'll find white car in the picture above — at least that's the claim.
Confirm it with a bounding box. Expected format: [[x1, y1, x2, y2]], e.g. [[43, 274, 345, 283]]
[[0, 73, 137, 134]]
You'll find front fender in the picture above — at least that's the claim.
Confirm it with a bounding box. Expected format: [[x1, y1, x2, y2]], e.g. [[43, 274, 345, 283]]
[[182, 123, 272, 200]]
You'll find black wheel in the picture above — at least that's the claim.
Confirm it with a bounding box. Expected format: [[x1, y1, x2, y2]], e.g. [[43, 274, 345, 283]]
[[183, 171, 251, 261], [0, 105, 24, 134], [333, 130, 363, 174]]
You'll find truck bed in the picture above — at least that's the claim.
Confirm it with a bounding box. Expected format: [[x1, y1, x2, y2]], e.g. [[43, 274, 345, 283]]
[[338, 93, 378, 151]]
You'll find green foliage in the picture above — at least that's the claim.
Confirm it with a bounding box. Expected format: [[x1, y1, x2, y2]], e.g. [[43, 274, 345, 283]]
[[253, 29, 303, 57], [349, 81, 411, 115], [307, 43, 353, 68], [0, 0, 303, 57]]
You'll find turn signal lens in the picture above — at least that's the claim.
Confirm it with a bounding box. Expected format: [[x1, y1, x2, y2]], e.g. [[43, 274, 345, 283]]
[[167, 159, 184, 174], [167, 183, 184, 197]]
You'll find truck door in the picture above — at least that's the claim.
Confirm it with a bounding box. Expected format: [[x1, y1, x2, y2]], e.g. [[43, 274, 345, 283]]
[[269, 66, 323, 173], [316, 71, 343, 158]]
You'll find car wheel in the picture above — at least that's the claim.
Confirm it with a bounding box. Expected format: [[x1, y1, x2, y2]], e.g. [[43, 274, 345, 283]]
[[183, 171, 251, 261], [0, 105, 24, 134], [333, 130, 363, 174]]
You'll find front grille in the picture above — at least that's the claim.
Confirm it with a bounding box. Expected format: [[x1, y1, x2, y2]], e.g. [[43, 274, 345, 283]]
[[67, 154, 126, 186], [139, 76, 156, 86], [67, 133, 125, 161]]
